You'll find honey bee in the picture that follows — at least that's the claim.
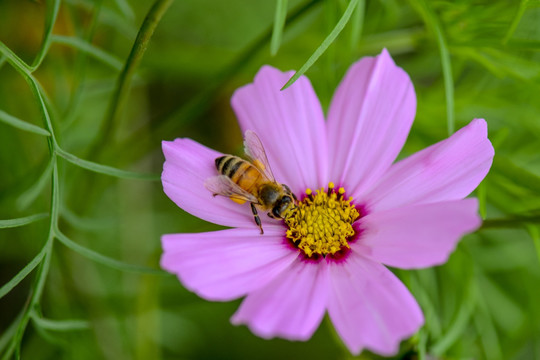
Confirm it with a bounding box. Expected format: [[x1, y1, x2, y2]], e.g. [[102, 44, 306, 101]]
[[204, 130, 297, 234]]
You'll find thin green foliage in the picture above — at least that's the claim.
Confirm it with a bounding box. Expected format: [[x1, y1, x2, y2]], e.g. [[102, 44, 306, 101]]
[[431, 276, 476, 356], [114, 0, 322, 165], [30, 0, 61, 71], [0, 1, 170, 355], [0, 310, 23, 354], [349, 0, 365, 51], [0, 109, 51, 136], [0, 249, 46, 299], [113, 0, 135, 20], [51, 35, 123, 71], [54, 231, 166, 275], [17, 159, 54, 210], [474, 283, 504, 360], [481, 214, 540, 229], [493, 156, 540, 194], [1, 0, 540, 358], [271, 0, 288, 56], [281, 0, 360, 90], [0, 213, 48, 229], [56, 147, 159, 180], [527, 225, 540, 265], [410, 0, 455, 135], [0, 42, 32, 74], [30, 313, 91, 332], [503, 0, 530, 44], [93, 0, 174, 157]]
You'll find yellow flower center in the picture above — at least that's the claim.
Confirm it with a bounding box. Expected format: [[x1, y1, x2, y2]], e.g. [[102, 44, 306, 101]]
[[284, 182, 360, 258]]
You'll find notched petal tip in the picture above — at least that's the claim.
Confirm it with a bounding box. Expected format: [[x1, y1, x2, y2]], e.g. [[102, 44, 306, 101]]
[[230, 63, 328, 193], [327, 47, 416, 197]]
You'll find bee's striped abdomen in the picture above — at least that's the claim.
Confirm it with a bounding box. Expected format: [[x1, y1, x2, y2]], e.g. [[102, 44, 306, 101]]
[[215, 155, 263, 195], [215, 155, 243, 177]]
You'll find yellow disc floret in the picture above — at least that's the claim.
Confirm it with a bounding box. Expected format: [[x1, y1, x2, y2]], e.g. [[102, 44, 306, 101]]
[[284, 183, 360, 258]]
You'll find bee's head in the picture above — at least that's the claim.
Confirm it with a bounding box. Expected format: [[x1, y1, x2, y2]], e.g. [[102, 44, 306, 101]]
[[271, 195, 295, 219]]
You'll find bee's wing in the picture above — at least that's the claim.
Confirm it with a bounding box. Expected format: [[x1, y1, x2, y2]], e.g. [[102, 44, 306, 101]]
[[243, 130, 276, 182], [204, 175, 258, 204]]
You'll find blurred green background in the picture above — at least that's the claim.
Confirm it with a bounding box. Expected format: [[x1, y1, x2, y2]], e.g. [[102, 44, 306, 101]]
[[1, 0, 540, 359]]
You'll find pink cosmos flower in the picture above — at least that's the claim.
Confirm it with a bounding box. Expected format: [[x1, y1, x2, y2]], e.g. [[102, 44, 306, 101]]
[[160, 49, 494, 355]]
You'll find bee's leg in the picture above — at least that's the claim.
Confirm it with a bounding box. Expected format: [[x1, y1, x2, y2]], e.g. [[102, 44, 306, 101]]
[[250, 203, 264, 235]]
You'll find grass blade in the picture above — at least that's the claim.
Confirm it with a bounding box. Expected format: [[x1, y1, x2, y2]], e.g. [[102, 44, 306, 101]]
[[270, 0, 288, 56], [56, 147, 159, 180], [281, 0, 360, 90], [0, 109, 51, 136], [0, 213, 49, 229], [55, 231, 166, 275]]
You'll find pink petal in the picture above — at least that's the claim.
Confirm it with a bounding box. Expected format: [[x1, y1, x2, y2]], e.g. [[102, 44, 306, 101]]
[[327, 253, 423, 356], [364, 118, 494, 212], [355, 199, 481, 269], [231, 259, 328, 341], [327, 49, 416, 197], [162, 138, 272, 228], [161, 227, 297, 301], [232, 66, 328, 195]]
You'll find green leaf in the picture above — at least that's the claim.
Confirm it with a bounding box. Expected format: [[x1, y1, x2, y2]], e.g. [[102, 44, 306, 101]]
[[481, 214, 540, 229], [493, 156, 540, 194], [17, 159, 54, 210], [281, 0, 360, 90], [0, 41, 32, 75], [0, 310, 24, 353], [349, 0, 365, 51], [0, 109, 51, 136], [92, 0, 174, 159], [0, 249, 46, 299], [431, 276, 476, 355], [410, 0, 454, 135], [527, 225, 540, 265], [503, 0, 529, 44], [31, 314, 90, 332], [113, 0, 136, 20], [56, 147, 159, 180], [30, 0, 61, 70], [0, 213, 49, 229], [270, 0, 288, 56], [474, 281, 504, 360], [55, 231, 166, 275], [51, 35, 123, 71]]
